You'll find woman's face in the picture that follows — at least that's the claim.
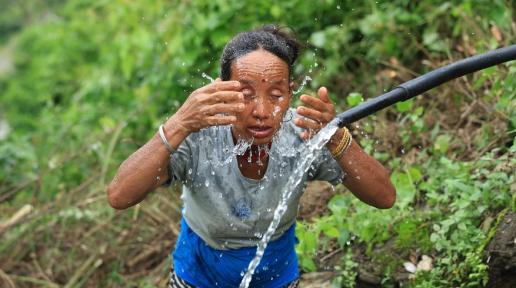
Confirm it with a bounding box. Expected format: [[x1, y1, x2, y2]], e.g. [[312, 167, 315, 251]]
[[229, 49, 291, 145]]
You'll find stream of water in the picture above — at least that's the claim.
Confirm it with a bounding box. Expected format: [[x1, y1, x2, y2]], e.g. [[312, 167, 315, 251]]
[[199, 71, 333, 287], [238, 119, 340, 288]]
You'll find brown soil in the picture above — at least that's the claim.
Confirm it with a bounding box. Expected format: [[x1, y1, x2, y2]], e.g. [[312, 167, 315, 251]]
[[298, 181, 337, 222]]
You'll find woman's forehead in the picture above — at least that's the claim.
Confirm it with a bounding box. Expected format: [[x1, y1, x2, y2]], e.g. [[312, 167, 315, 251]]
[[231, 50, 289, 83]]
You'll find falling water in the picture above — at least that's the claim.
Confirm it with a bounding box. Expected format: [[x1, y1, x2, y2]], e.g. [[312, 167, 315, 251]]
[[201, 72, 215, 83], [293, 75, 312, 95], [238, 119, 340, 288]]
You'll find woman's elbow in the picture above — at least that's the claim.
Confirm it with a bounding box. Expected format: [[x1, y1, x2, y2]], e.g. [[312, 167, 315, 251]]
[[107, 184, 129, 210], [376, 185, 396, 209]]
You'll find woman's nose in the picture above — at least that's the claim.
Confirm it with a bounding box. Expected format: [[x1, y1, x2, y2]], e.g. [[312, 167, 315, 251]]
[[251, 97, 270, 120]]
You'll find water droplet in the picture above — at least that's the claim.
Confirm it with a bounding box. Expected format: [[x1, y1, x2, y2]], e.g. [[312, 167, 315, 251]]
[[294, 76, 312, 95], [337, 5, 341, 9], [201, 72, 215, 82], [205, 180, 210, 187]]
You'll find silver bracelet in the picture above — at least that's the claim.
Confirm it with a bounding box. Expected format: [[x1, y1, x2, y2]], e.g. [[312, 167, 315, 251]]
[[158, 124, 176, 154]]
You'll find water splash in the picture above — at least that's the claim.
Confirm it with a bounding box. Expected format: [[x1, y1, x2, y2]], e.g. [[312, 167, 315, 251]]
[[201, 72, 215, 83], [293, 76, 312, 95], [239, 119, 340, 288], [206, 127, 253, 168]]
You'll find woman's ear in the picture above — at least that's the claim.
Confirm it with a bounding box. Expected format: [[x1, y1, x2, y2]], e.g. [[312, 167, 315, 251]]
[[289, 81, 295, 94]]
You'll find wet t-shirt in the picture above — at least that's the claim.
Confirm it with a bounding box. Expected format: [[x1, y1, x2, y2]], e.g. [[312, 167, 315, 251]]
[[167, 109, 345, 250]]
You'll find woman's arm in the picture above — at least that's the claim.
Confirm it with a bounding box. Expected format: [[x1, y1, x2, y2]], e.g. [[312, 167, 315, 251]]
[[106, 118, 189, 210], [294, 86, 396, 209], [326, 129, 396, 208], [107, 79, 244, 210]]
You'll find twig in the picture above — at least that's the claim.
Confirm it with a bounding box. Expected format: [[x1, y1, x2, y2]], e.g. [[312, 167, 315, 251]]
[[0, 204, 34, 235], [32, 258, 59, 288], [127, 243, 165, 268], [379, 60, 418, 78], [320, 248, 343, 263], [8, 274, 61, 287], [63, 254, 96, 288], [0, 179, 35, 203], [0, 268, 15, 288], [99, 121, 127, 186], [75, 259, 103, 288]]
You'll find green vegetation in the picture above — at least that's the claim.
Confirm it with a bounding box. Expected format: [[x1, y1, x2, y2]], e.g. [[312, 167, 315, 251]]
[[1, 0, 514, 287]]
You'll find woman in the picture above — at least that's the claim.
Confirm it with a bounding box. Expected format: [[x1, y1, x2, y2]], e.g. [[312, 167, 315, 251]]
[[107, 25, 396, 288]]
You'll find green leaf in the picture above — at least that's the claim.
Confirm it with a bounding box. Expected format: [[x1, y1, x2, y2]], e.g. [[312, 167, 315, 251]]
[[346, 92, 364, 107], [301, 257, 317, 272], [434, 135, 451, 154], [395, 99, 413, 112], [323, 225, 340, 238]]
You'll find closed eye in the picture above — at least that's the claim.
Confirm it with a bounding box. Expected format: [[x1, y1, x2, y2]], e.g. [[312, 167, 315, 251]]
[[242, 88, 254, 98], [270, 89, 284, 98]]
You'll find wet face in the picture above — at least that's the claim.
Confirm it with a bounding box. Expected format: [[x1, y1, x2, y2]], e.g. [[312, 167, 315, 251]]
[[229, 49, 291, 145]]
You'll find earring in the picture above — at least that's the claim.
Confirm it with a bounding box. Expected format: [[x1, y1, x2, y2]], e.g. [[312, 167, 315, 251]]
[[282, 109, 294, 123]]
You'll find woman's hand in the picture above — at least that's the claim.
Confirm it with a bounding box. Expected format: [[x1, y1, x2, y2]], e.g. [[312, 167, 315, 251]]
[[168, 78, 245, 133], [294, 86, 336, 140]]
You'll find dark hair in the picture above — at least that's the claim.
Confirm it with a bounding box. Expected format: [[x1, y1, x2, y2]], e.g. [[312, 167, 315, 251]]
[[220, 25, 303, 81]]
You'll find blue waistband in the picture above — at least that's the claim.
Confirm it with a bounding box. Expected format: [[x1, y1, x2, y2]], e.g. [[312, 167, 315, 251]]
[[172, 218, 299, 288]]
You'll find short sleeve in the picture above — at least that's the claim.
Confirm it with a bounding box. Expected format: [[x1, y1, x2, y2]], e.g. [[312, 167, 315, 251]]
[[307, 148, 345, 186], [163, 135, 195, 186]]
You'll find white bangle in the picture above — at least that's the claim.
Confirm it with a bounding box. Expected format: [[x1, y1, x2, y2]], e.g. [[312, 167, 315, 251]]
[[158, 124, 176, 154]]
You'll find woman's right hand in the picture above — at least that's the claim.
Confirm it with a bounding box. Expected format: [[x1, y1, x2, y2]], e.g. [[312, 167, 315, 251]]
[[167, 78, 245, 133]]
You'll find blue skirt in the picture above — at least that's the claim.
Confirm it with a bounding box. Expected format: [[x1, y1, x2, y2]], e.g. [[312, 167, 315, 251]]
[[173, 218, 299, 288]]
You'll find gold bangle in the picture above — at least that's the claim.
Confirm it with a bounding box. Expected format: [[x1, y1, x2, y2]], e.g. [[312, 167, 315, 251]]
[[330, 127, 351, 157], [330, 128, 349, 156], [334, 134, 352, 159]]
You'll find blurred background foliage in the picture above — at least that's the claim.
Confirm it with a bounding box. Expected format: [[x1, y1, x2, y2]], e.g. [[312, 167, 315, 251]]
[[0, 0, 514, 287]]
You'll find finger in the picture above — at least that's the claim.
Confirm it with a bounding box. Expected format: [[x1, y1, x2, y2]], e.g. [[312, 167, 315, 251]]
[[205, 115, 237, 126], [294, 117, 322, 131], [199, 80, 241, 93], [200, 91, 244, 104], [297, 105, 334, 123], [203, 103, 245, 115], [318, 87, 331, 103], [215, 77, 221, 82], [300, 94, 328, 111], [296, 106, 324, 122], [300, 131, 312, 140]]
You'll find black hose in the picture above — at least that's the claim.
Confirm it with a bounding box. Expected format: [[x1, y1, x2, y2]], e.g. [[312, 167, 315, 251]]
[[336, 44, 516, 127]]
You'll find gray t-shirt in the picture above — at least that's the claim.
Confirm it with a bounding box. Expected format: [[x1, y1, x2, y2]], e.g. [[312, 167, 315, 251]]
[[168, 110, 345, 250]]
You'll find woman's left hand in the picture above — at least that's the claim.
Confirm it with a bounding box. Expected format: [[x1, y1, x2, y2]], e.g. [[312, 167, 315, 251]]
[[294, 87, 336, 140]]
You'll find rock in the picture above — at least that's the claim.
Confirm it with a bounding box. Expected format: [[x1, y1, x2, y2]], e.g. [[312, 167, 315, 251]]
[[416, 255, 433, 271], [299, 272, 334, 288], [403, 262, 416, 273], [485, 212, 516, 288], [298, 181, 337, 221]]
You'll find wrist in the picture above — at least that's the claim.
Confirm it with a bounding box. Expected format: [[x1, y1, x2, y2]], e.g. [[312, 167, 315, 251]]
[[159, 116, 190, 151], [164, 116, 190, 140], [328, 127, 353, 159], [326, 128, 344, 151]]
